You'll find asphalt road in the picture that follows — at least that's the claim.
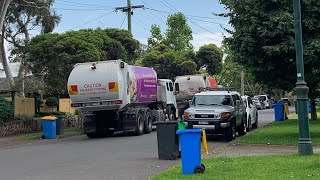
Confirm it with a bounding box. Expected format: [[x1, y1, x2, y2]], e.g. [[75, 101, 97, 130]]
[[0, 108, 279, 180]]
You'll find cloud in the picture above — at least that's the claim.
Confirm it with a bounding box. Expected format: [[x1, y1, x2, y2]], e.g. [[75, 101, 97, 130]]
[[191, 32, 231, 50]]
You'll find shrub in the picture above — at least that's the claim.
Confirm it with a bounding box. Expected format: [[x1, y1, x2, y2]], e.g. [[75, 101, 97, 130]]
[[45, 97, 58, 107], [0, 96, 14, 125]]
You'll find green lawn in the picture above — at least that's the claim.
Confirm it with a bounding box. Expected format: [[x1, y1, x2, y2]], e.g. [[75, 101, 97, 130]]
[[151, 154, 320, 180], [235, 119, 320, 146], [17, 128, 83, 141]]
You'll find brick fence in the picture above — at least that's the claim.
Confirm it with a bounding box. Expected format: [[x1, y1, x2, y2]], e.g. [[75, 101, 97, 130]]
[[0, 114, 83, 137]]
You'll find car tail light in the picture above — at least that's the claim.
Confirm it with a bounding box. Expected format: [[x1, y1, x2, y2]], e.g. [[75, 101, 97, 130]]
[[114, 100, 122, 104]]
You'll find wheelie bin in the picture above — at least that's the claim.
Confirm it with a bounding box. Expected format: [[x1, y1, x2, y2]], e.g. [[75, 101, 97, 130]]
[[154, 121, 180, 160], [41, 116, 57, 139], [176, 129, 205, 175], [274, 103, 285, 122], [55, 115, 64, 135]]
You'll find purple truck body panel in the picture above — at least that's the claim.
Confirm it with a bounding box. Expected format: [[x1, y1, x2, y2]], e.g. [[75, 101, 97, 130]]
[[129, 66, 157, 103]]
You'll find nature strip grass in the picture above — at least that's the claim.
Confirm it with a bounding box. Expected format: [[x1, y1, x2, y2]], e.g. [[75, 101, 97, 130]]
[[235, 119, 320, 146], [17, 128, 83, 141], [151, 154, 320, 180]]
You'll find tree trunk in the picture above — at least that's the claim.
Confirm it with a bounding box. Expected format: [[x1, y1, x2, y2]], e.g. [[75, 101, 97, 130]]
[[0, 29, 14, 88], [310, 98, 317, 121], [0, 0, 12, 32]]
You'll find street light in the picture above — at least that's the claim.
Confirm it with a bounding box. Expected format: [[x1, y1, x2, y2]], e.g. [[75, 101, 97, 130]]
[[293, 0, 313, 155]]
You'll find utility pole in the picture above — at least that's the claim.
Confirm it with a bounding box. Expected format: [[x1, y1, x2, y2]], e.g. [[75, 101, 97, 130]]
[[115, 0, 144, 34], [293, 0, 313, 155], [241, 71, 244, 96]]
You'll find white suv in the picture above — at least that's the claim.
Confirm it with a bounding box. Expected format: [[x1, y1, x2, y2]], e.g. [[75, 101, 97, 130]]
[[242, 96, 258, 132]]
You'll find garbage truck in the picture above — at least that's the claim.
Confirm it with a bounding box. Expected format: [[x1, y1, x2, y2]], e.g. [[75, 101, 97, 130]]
[[67, 60, 177, 138], [174, 74, 218, 119]]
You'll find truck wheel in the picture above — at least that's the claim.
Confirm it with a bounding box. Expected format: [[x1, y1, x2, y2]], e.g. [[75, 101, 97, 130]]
[[246, 116, 252, 132], [238, 116, 247, 136], [167, 107, 176, 121], [144, 110, 152, 134], [225, 122, 236, 141], [134, 111, 144, 136], [86, 133, 97, 139]]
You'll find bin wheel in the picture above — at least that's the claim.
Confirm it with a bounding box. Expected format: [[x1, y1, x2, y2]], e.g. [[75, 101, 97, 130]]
[[41, 135, 45, 139], [201, 164, 205, 171], [169, 153, 178, 160], [177, 151, 181, 158], [194, 165, 205, 174]]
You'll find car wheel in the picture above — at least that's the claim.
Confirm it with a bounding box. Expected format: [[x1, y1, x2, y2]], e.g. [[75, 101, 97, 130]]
[[252, 112, 258, 128], [246, 116, 252, 132], [225, 122, 236, 141], [238, 116, 247, 136]]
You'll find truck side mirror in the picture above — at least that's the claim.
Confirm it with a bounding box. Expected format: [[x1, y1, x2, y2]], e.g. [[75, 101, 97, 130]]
[[174, 83, 180, 93]]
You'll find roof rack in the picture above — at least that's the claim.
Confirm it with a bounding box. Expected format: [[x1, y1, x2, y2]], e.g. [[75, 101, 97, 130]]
[[201, 87, 236, 92]]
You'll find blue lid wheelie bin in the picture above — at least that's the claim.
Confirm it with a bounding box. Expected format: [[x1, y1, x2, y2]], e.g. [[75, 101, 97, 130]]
[[176, 129, 205, 175], [41, 116, 57, 139]]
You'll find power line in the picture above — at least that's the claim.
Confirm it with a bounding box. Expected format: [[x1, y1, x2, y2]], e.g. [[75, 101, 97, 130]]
[[162, 0, 179, 12], [144, 8, 166, 24], [17, 3, 115, 11], [57, 0, 113, 8], [120, 14, 127, 29], [160, 0, 176, 12], [69, 10, 115, 30], [140, 0, 167, 19], [133, 16, 150, 31], [132, 18, 150, 32]]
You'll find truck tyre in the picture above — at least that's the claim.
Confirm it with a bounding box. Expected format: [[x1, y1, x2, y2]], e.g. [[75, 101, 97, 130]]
[[167, 106, 176, 121], [238, 116, 247, 136], [225, 122, 236, 141], [134, 111, 144, 136], [86, 133, 98, 139], [144, 110, 152, 134]]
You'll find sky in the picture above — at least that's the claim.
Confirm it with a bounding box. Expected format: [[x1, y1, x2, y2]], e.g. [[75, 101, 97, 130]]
[[51, 0, 231, 50], [2, 0, 231, 78]]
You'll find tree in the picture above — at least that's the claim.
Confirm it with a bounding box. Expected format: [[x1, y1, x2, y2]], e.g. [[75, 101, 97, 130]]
[[147, 24, 163, 50], [220, 0, 320, 120], [0, 0, 14, 88], [147, 12, 193, 51], [164, 12, 193, 51], [26, 29, 137, 95], [0, 0, 60, 92], [104, 28, 140, 64], [140, 44, 197, 79], [195, 44, 223, 75]]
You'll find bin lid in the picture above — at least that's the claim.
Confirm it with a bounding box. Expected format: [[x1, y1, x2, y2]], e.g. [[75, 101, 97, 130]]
[[176, 128, 202, 135], [154, 121, 178, 125], [41, 116, 57, 120]]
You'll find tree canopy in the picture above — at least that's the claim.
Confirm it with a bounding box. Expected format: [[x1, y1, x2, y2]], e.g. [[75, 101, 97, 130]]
[[220, 0, 320, 99], [25, 28, 140, 95], [147, 12, 193, 51], [195, 44, 223, 75]]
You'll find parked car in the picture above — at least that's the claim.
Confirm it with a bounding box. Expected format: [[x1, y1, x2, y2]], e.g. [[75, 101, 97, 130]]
[[254, 94, 274, 109], [242, 96, 258, 131], [252, 98, 266, 110], [280, 98, 291, 106], [184, 88, 247, 141]]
